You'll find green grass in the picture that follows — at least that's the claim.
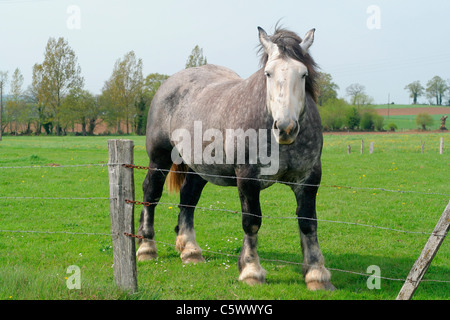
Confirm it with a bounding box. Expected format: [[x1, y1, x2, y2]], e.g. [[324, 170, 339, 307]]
[[384, 114, 444, 131], [0, 134, 449, 300]]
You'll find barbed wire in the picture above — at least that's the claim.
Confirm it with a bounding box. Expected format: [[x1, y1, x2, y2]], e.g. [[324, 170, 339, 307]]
[[1, 161, 448, 286], [0, 163, 107, 169], [0, 195, 446, 237], [0, 229, 111, 237], [122, 164, 450, 197], [1, 161, 448, 197], [125, 200, 448, 237], [0, 196, 110, 201]]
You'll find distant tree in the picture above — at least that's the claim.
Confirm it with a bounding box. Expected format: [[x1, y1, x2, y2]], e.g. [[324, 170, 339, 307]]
[[319, 98, 350, 130], [5, 68, 25, 134], [317, 72, 339, 106], [101, 51, 143, 134], [28, 64, 48, 134], [345, 107, 361, 130], [38, 37, 84, 135], [359, 108, 384, 131], [387, 122, 398, 132], [346, 83, 365, 105], [135, 73, 169, 135], [185, 45, 207, 69], [404, 80, 424, 105], [416, 112, 434, 130], [0, 71, 8, 139], [426, 76, 447, 105], [345, 83, 373, 108], [61, 88, 99, 135]]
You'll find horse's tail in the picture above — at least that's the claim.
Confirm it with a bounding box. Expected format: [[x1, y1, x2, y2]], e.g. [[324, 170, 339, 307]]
[[167, 163, 189, 194]]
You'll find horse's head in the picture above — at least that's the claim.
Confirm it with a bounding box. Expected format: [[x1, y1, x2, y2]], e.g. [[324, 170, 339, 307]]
[[258, 27, 315, 145]]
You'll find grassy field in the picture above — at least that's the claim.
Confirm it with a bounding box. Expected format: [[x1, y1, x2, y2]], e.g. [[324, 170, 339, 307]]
[[0, 133, 449, 300], [373, 104, 449, 130], [384, 114, 445, 131]]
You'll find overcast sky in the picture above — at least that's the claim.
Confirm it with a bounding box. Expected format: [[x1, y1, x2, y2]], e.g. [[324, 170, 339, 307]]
[[1, 0, 450, 104]]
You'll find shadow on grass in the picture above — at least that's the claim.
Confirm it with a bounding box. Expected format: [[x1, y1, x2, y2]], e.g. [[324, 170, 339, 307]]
[[257, 250, 449, 299]]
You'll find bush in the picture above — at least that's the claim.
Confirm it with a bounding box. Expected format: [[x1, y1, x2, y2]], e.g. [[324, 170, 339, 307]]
[[360, 111, 384, 131], [374, 114, 384, 131], [415, 113, 434, 130], [387, 123, 398, 132], [346, 107, 361, 130], [319, 98, 351, 130], [360, 112, 374, 130]]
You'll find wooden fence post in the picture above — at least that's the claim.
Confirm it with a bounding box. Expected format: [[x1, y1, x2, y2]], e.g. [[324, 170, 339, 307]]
[[369, 142, 374, 154], [360, 139, 364, 154], [440, 137, 444, 155], [108, 139, 138, 293], [347, 145, 351, 155], [396, 201, 450, 300]]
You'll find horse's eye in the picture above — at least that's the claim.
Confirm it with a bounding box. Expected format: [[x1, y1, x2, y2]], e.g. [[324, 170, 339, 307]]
[[264, 71, 271, 78], [302, 73, 308, 79]]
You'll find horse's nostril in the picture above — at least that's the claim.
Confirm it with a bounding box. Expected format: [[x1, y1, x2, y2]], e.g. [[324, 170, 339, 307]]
[[273, 121, 279, 130]]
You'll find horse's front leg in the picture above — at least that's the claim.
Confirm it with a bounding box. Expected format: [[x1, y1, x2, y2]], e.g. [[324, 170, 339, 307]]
[[237, 176, 266, 285], [292, 168, 335, 291]]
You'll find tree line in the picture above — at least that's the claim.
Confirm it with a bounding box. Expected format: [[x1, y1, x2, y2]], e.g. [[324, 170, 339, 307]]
[[317, 73, 449, 132], [0, 38, 206, 137], [0, 36, 447, 137], [404, 77, 449, 106]]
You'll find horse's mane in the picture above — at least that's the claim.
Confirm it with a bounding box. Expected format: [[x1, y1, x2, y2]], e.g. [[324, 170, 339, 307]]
[[259, 27, 319, 102]]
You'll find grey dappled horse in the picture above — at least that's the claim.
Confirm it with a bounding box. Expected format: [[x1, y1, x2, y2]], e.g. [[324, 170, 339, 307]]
[[137, 26, 335, 291]]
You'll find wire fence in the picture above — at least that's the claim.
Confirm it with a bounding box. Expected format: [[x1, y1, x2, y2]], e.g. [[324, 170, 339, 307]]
[[0, 161, 449, 285]]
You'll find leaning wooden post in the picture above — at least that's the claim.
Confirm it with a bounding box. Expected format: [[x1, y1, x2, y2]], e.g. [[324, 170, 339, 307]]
[[396, 200, 450, 300], [108, 139, 138, 293]]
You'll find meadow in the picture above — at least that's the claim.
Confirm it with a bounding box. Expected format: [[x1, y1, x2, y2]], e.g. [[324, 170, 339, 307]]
[[383, 114, 444, 131], [0, 133, 449, 300], [374, 104, 449, 131]]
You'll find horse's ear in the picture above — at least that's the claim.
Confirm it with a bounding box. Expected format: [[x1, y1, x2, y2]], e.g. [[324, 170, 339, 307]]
[[300, 28, 315, 54], [258, 26, 277, 56]]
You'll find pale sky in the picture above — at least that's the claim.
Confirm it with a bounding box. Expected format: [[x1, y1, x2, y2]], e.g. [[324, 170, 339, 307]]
[[1, 0, 450, 104]]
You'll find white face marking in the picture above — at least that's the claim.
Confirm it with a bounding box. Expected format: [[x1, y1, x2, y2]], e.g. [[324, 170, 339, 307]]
[[258, 27, 315, 144], [264, 55, 308, 144]]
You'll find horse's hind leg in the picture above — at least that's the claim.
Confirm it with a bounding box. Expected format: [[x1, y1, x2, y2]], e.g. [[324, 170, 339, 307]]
[[292, 166, 335, 291], [136, 153, 171, 261], [175, 170, 207, 263]]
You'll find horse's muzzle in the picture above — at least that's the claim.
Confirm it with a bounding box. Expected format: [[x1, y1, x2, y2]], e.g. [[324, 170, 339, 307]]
[[273, 119, 299, 144]]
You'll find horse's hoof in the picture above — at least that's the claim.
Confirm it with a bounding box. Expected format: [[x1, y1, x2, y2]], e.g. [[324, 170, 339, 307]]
[[136, 242, 157, 261], [306, 280, 336, 291], [304, 266, 334, 291], [137, 251, 157, 261], [242, 277, 265, 286], [181, 251, 205, 264]]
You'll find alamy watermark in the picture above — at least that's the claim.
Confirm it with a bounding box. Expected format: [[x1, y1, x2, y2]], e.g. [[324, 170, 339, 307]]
[[366, 5, 381, 30], [366, 265, 381, 289], [66, 265, 81, 289], [66, 5, 81, 30], [171, 121, 280, 175]]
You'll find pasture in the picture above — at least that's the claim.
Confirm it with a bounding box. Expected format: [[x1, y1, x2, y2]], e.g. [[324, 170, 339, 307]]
[[0, 133, 449, 300], [374, 104, 450, 131]]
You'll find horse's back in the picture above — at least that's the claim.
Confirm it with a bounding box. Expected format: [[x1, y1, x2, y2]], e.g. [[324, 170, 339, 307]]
[[154, 64, 241, 104], [146, 64, 242, 151]]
